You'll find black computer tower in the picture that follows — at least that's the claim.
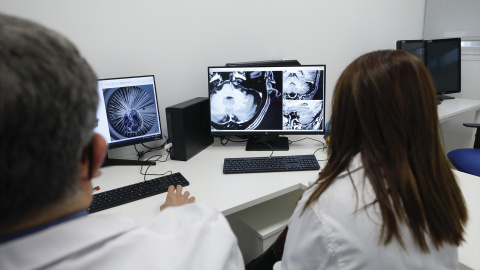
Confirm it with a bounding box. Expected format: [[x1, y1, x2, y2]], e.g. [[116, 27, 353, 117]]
[[165, 97, 214, 161]]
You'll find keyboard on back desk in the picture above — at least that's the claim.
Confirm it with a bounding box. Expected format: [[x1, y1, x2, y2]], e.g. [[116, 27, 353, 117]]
[[88, 172, 189, 214], [223, 154, 320, 174]]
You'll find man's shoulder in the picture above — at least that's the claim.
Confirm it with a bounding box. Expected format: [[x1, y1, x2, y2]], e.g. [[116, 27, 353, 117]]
[[142, 202, 229, 234]]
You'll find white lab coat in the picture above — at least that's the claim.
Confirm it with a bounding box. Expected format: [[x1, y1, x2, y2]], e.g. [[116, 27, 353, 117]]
[[274, 154, 458, 270], [0, 202, 244, 270]]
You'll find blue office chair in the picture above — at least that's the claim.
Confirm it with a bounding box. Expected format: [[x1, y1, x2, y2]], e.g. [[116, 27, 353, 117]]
[[447, 123, 480, 177]]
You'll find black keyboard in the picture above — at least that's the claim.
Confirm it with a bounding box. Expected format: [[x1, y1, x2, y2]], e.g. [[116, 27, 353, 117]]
[[223, 154, 320, 174], [88, 172, 189, 214]]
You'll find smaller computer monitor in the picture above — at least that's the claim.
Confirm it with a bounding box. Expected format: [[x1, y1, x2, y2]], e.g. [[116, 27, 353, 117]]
[[396, 39, 425, 62], [425, 38, 461, 100], [95, 75, 163, 166]]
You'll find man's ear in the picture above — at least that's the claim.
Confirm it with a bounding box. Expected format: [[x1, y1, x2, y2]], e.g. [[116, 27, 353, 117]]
[[80, 134, 108, 180], [90, 133, 108, 178]]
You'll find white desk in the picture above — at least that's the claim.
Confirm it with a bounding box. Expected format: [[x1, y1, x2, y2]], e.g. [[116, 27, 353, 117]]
[[438, 98, 480, 123], [92, 136, 324, 218], [436, 98, 480, 155]]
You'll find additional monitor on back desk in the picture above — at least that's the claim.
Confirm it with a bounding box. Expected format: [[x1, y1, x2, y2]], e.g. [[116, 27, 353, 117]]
[[425, 38, 461, 101], [208, 65, 326, 151], [95, 75, 163, 166]]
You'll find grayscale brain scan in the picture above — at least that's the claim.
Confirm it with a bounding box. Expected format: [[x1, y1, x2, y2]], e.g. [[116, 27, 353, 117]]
[[283, 69, 322, 100], [209, 70, 282, 130], [283, 100, 324, 130]]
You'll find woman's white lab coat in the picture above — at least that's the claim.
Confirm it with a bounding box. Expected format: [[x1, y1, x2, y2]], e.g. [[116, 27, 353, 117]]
[[274, 154, 458, 270]]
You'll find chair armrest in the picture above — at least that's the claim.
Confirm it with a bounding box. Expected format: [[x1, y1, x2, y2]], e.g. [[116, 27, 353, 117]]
[[463, 123, 480, 128]]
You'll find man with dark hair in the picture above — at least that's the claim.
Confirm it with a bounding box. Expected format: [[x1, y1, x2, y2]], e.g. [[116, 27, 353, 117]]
[[0, 13, 243, 269]]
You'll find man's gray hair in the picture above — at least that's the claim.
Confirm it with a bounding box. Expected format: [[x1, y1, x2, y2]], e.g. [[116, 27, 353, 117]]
[[0, 13, 98, 230]]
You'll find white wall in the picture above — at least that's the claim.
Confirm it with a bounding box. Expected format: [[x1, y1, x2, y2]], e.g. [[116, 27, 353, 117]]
[[0, 0, 425, 151], [424, 0, 480, 40], [423, 0, 480, 101], [423, 0, 480, 152]]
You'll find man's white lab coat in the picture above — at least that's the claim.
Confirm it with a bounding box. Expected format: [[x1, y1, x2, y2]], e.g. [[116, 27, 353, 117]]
[[0, 202, 244, 270]]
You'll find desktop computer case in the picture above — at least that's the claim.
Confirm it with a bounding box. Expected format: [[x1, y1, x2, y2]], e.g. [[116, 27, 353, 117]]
[[166, 97, 214, 161]]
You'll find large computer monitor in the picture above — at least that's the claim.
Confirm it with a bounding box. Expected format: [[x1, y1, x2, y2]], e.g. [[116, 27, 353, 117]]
[[396, 38, 461, 101], [208, 65, 326, 151], [95, 75, 163, 166], [425, 38, 461, 100]]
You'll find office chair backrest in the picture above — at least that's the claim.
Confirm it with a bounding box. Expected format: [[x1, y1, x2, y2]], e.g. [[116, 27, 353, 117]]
[[474, 127, 480, 149], [464, 123, 480, 149]]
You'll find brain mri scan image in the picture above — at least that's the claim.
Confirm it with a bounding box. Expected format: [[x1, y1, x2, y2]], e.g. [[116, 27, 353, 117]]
[[209, 70, 282, 130], [283, 69, 323, 100], [103, 85, 160, 140], [283, 100, 324, 130]]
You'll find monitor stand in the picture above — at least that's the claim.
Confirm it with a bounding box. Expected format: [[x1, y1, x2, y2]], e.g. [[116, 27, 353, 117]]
[[101, 156, 156, 167], [437, 94, 455, 102], [245, 135, 289, 151]]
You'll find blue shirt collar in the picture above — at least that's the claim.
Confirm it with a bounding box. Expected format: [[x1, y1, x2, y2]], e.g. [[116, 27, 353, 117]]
[[0, 210, 87, 244]]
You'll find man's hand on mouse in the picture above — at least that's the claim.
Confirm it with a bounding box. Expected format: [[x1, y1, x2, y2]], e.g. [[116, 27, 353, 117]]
[[160, 185, 195, 211]]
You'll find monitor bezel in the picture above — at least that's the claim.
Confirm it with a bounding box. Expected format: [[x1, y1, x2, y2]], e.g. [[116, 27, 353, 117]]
[[96, 74, 163, 150], [207, 64, 326, 137], [396, 39, 425, 49], [225, 59, 301, 67], [424, 37, 461, 95]]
